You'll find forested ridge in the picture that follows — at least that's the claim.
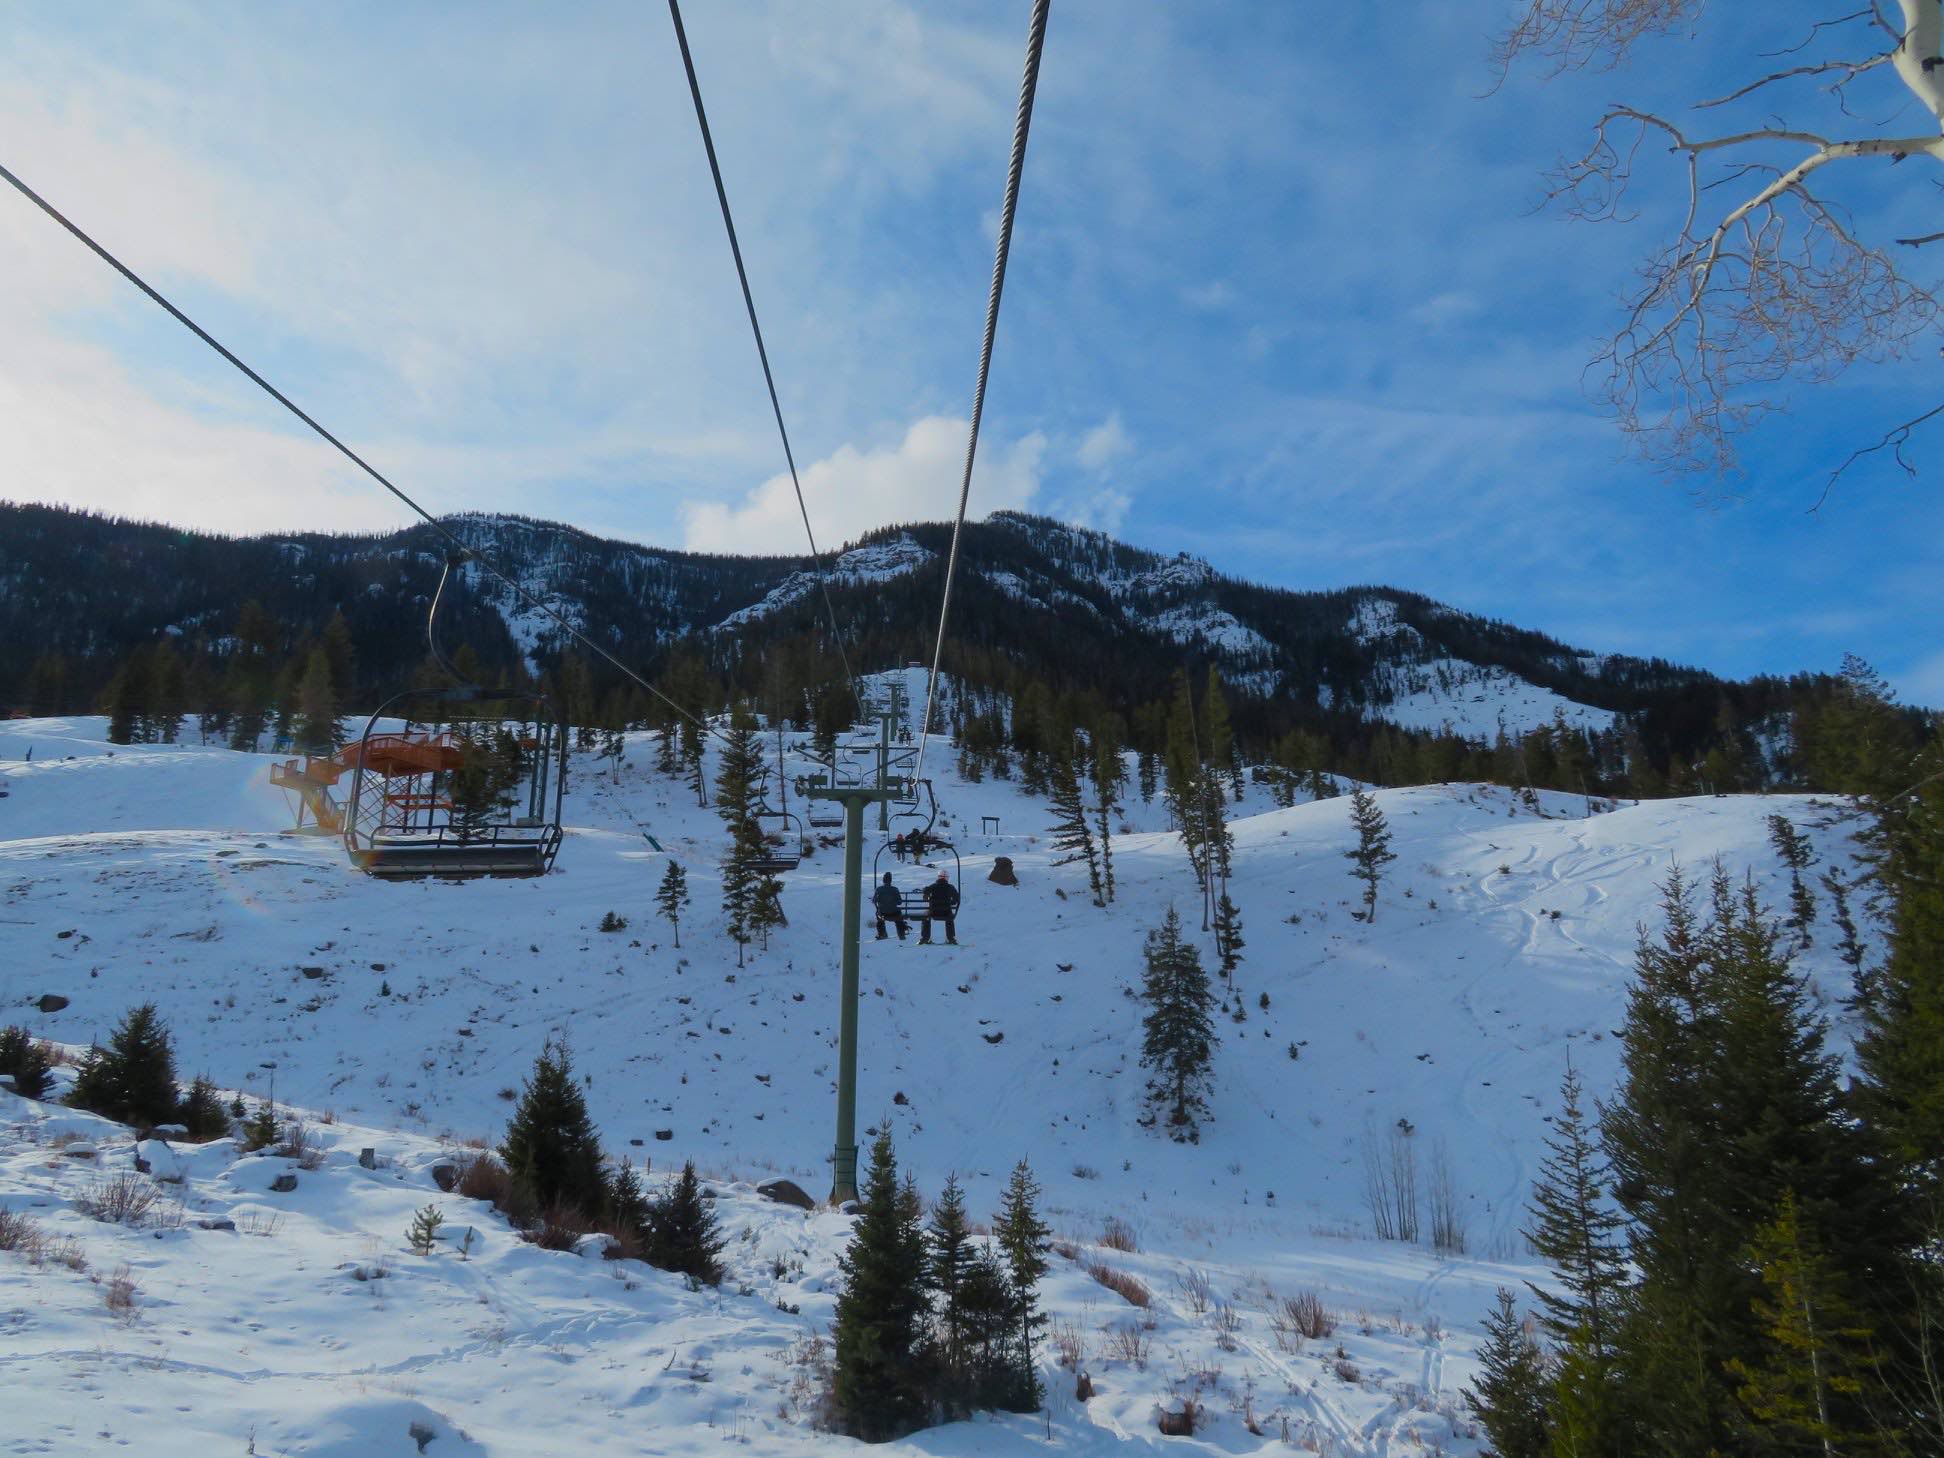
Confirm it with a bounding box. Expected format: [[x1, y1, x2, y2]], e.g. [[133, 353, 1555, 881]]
[[3, 500, 1929, 798]]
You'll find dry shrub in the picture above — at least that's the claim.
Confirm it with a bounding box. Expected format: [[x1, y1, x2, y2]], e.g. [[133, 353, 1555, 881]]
[[105, 1262, 139, 1315], [1157, 1400, 1200, 1437], [1052, 1238, 1079, 1262], [525, 1199, 596, 1251], [454, 1150, 535, 1225], [1099, 1216, 1138, 1252], [1334, 1357, 1362, 1384], [455, 1150, 510, 1201], [602, 1220, 646, 1263], [48, 1237, 86, 1271], [1281, 1289, 1334, 1339], [1050, 1319, 1086, 1370], [1085, 1261, 1150, 1308], [277, 1121, 325, 1170], [1175, 1267, 1212, 1315], [0, 1207, 44, 1258], [78, 1172, 161, 1226], [1212, 1298, 1242, 1352], [1103, 1323, 1151, 1368]]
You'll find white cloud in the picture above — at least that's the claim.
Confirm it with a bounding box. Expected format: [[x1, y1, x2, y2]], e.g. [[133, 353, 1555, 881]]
[[1181, 280, 1234, 312], [1407, 290, 1485, 329], [1052, 484, 1131, 535], [1075, 412, 1132, 471], [681, 415, 1045, 554]]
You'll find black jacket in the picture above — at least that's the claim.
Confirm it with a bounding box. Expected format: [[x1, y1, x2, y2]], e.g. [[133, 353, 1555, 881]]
[[872, 883, 904, 917], [922, 880, 959, 916]]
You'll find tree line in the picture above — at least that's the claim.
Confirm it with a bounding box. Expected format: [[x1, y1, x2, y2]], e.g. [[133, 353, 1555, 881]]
[[1468, 695, 1944, 1455]]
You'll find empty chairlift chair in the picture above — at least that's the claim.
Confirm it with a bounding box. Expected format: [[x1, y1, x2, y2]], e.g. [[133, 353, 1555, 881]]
[[341, 684, 566, 879]]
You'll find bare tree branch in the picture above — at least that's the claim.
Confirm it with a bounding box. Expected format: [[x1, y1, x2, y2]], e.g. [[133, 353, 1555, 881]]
[[1760, 10, 1879, 58], [1500, 0, 1944, 486], [1813, 398, 1944, 505], [1694, 52, 1891, 110], [1494, 0, 1705, 77]]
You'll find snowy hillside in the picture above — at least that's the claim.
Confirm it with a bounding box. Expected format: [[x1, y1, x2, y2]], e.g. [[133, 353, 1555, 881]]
[[0, 673, 1870, 1455]]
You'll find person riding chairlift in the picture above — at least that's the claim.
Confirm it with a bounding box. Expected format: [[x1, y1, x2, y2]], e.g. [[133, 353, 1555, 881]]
[[919, 868, 959, 946], [872, 871, 908, 941]]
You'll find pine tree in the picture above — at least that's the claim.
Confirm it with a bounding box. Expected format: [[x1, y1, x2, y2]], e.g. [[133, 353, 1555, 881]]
[[682, 715, 707, 807], [1768, 813, 1819, 949], [1212, 892, 1244, 977], [293, 646, 341, 756], [750, 875, 787, 951], [0, 1026, 53, 1101], [1163, 670, 1202, 849], [499, 1037, 606, 1217], [224, 599, 278, 752], [647, 1159, 725, 1286], [147, 639, 186, 743], [407, 1203, 445, 1256], [655, 712, 680, 777], [1728, 1191, 1897, 1456], [929, 1173, 976, 1413], [1091, 718, 1123, 903], [25, 652, 68, 715], [1344, 785, 1396, 922], [1821, 869, 1872, 1008], [1464, 1288, 1550, 1458], [832, 1129, 932, 1442], [1603, 866, 1886, 1453], [1855, 733, 1944, 1211], [1805, 655, 1912, 797], [993, 1159, 1051, 1411], [242, 1098, 279, 1152], [1139, 907, 1218, 1141], [446, 719, 512, 841], [656, 860, 690, 948], [320, 608, 357, 706], [184, 641, 222, 743], [1046, 734, 1102, 904], [1202, 666, 1241, 801], [604, 1158, 653, 1254], [104, 652, 147, 746], [716, 708, 767, 967], [67, 1002, 179, 1128], [1525, 1058, 1627, 1457], [177, 1074, 229, 1141]]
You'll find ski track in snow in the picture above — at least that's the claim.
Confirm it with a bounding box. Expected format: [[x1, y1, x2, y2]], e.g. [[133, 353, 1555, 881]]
[[0, 681, 1870, 1456]]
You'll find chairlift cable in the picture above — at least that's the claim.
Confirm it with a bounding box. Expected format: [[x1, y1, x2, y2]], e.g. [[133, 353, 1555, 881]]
[[667, 0, 860, 701], [914, 0, 1050, 785], [0, 158, 740, 752]]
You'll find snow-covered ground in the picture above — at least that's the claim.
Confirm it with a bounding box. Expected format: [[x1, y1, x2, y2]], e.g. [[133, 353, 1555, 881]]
[[0, 673, 1867, 1454]]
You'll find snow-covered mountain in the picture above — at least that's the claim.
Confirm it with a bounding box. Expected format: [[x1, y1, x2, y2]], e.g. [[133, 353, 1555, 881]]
[[0, 502, 1724, 746], [0, 678, 1870, 1455]]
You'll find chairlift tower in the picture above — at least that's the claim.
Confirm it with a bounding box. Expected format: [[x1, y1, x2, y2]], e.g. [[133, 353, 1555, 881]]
[[802, 694, 915, 1205]]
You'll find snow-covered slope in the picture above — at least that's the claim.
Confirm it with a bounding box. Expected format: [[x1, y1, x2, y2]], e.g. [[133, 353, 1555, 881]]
[[0, 684, 1868, 1455], [714, 536, 934, 632]]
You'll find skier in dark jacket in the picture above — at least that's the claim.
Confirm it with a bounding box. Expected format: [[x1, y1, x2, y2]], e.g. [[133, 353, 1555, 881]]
[[872, 871, 907, 941], [919, 870, 959, 945]]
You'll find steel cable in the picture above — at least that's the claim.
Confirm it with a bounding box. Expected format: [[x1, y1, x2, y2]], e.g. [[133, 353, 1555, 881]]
[[914, 0, 1050, 783], [0, 158, 738, 748], [667, 0, 859, 701]]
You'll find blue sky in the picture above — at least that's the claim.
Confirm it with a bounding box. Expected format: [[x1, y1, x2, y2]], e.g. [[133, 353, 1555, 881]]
[[1, 2, 1939, 700]]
